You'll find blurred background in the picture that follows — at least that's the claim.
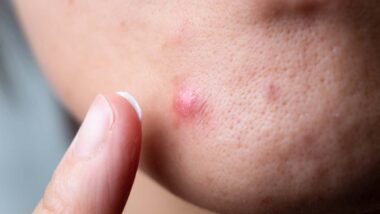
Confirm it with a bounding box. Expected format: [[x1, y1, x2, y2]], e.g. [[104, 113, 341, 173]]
[[0, 0, 76, 213]]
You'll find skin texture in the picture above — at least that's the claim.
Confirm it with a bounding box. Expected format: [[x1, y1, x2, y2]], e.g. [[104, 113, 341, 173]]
[[13, 0, 380, 213]]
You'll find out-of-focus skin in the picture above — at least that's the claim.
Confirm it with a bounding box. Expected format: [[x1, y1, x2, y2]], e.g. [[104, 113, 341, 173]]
[[13, 0, 380, 213]]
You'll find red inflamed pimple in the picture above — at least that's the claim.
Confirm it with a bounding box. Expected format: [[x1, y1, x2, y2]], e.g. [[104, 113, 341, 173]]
[[173, 87, 206, 122]]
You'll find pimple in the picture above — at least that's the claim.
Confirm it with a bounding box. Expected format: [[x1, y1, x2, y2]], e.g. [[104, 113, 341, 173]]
[[172, 86, 206, 124]]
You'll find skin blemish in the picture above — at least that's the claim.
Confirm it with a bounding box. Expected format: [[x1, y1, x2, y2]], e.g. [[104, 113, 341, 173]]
[[162, 19, 192, 49], [266, 82, 280, 103], [172, 86, 207, 126]]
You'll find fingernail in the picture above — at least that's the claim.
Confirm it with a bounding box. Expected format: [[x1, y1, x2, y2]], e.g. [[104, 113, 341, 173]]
[[116, 92, 142, 120], [74, 95, 114, 157]]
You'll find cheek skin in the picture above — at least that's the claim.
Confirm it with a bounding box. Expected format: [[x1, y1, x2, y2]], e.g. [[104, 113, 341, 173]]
[[14, 0, 380, 213], [267, 0, 328, 11]]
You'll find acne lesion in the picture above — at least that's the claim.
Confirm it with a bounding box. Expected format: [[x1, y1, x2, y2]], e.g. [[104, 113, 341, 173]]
[[174, 88, 198, 116], [171, 79, 210, 128], [173, 87, 204, 119]]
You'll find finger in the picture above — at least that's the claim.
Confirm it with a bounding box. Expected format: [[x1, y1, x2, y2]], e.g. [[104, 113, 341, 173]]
[[34, 92, 142, 214]]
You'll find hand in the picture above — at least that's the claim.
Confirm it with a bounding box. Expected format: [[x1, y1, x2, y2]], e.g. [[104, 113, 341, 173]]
[[34, 93, 142, 214]]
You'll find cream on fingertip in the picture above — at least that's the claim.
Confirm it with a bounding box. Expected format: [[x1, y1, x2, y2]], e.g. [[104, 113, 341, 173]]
[[116, 92, 142, 120]]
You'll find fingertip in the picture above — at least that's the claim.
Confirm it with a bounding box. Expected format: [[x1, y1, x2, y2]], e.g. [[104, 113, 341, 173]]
[[102, 92, 142, 208], [105, 92, 142, 146], [116, 91, 142, 121], [35, 93, 143, 214]]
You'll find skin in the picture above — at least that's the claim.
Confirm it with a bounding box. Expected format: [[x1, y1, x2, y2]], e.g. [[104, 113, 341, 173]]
[[13, 0, 380, 213]]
